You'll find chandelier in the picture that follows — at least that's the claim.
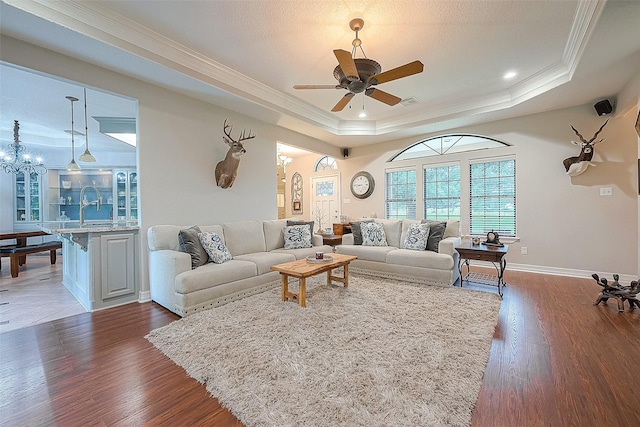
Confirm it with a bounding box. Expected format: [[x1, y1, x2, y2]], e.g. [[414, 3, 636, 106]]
[[277, 152, 292, 168], [0, 120, 47, 175]]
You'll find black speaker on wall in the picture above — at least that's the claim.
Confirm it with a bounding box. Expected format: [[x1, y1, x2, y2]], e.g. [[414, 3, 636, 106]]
[[342, 148, 350, 158], [594, 99, 613, 116]]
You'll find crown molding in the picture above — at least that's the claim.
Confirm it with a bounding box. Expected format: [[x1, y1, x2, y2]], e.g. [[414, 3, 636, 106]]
[[4, 0, 606, 137]]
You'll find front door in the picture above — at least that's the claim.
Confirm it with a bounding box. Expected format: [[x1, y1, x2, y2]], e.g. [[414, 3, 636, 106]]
[[310, 174, 340, 233]]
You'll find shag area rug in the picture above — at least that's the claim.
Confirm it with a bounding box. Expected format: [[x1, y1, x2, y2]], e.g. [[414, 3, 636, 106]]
[[146, 275, 501, 427]]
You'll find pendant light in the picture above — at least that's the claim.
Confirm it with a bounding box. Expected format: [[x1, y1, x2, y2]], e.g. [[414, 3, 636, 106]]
[[66, 96, 81, 171], [78, 88, 96, 162]]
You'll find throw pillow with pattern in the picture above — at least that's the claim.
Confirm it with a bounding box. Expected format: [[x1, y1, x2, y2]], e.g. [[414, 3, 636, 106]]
[[286, 220, 315, 237], [349, 219, 374, 245], [401, 223, 431, 250], [361, 222, 388, 246], [198, 231, 233, 264], [284, 224, 313, 249]]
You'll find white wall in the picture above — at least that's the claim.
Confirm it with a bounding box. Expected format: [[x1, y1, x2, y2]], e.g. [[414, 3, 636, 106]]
[[2, 34, 638, 289], [0, 36, 334, 294], [289, 105, 639, 278]]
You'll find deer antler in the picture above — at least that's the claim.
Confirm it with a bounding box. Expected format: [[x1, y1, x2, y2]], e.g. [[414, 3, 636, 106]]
[[570, 119, 609, 144], [222, 118, 255, 143], [570, 124, 587, 144], [223, 118, 233, 141], [591, 118, 609, 143], [238, 129, 255, 142]]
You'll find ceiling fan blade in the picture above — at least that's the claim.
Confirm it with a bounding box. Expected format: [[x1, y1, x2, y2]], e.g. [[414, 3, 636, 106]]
[[365, 88, 401, 106], [293, 85, 340, 89], [333, 49, 359, 81], [331, 92, 355, 112], [367, 60, 424, 85]]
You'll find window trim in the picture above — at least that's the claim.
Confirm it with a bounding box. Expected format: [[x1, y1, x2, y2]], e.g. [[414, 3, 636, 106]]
[[469, 155, 516, 237], [384, 167, 417, 220], [423, 161, 461, 221]]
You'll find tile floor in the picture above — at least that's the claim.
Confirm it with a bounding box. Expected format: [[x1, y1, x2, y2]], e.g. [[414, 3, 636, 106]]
[[0, 255, 85, 334]]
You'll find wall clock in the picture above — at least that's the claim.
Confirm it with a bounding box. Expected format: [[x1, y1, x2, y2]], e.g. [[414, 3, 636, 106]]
[[350, 171, 375, 199]]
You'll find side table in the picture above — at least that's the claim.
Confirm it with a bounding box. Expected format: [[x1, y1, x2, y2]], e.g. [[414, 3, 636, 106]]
[[455, 242, 509, 297], [322, 234, 342, 246]]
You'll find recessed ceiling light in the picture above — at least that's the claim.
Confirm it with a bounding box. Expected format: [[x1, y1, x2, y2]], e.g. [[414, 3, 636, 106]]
[[503, 71, 517, 80]]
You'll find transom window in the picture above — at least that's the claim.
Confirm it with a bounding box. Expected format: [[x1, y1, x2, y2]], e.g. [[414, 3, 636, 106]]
[[314, 156, 338, 172], [390, 134, 510, 161]]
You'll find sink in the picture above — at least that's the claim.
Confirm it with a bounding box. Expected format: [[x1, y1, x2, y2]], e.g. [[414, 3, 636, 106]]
[[80, 223, 116, 229]]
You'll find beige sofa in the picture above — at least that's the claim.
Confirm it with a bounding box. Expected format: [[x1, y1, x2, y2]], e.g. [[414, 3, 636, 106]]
[[336, 219, 461, 287], [147, 219, 333, 316]]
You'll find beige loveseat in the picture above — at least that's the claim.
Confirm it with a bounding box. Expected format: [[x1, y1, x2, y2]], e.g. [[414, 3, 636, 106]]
[[147, 219, 333, 316], [336, 219, 461, 287]]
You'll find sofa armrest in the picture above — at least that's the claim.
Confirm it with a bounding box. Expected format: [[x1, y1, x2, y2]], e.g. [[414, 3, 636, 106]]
[[438, 236, 461, 257], [341, 233, 354, 245], [149, 249, 191, 311]]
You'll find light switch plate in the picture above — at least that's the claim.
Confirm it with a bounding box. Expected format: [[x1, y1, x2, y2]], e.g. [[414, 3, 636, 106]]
[[599, 187, 612, 196]]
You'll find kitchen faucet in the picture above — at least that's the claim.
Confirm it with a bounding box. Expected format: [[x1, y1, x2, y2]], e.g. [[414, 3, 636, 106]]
[[79, 185, 102, 227]]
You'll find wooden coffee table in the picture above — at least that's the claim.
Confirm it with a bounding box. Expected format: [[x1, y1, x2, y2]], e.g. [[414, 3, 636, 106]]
[[270, 253, 357, 307]]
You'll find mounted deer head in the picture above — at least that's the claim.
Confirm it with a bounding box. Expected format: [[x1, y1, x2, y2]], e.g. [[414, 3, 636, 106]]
[[215, 119, 255, 188], [562, 119, 609, 177]]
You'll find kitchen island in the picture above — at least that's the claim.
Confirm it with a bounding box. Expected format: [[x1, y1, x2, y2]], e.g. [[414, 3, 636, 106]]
[[40, 222, 140, 311]]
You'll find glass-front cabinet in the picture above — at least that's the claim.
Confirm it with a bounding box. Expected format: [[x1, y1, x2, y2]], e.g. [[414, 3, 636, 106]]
[[14, 172, 42, 223], [114, 170, 137, 221], [53, 170, 114, 222], [31, 168, 137, 224]]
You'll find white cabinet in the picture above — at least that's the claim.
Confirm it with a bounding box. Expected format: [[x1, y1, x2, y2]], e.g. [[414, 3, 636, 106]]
[[114, 170, 138, 221], [57, 228, 139, 311]]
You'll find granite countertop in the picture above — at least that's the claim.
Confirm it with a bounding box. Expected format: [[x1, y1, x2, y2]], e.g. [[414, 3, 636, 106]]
[[40, 221, 140, 235]]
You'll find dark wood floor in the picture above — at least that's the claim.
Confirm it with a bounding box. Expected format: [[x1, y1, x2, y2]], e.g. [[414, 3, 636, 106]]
[[1, 258, 639, 426]]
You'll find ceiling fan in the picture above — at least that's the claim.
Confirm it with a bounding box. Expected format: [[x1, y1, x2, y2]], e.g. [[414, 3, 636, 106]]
[[294, 18, 424, 112]]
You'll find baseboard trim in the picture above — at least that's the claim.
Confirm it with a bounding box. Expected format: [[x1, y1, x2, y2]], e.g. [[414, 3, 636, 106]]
[[138, 290, 151, 303], [507, 263, 637, 284]]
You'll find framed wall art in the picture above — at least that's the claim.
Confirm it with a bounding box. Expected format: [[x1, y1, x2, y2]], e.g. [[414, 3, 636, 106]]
[[291, 172, 303, 214]]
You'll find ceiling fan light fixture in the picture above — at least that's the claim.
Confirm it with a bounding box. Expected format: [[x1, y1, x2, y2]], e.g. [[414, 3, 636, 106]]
[[349, 18, 364, 32], [294, 18, 424, 113]]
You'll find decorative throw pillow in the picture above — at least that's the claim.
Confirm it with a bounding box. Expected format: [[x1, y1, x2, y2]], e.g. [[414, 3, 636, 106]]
[[361, 222, 388, 246], [401, 223, 431, 251], [178, 225, 208, 269], [198, 231, 233, 264], [350, 219, 374, 245], [422, 220, 447, 252], [284, 225, 313, 249], [286, 220, 315, 236]]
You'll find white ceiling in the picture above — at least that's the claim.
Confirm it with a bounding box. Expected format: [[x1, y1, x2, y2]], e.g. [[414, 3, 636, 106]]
[[1, 0, 639, 153]]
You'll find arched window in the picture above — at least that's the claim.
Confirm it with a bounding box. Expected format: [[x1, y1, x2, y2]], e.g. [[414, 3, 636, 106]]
[[390, 134, 509, 161], [314, 156, 338, 172]]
